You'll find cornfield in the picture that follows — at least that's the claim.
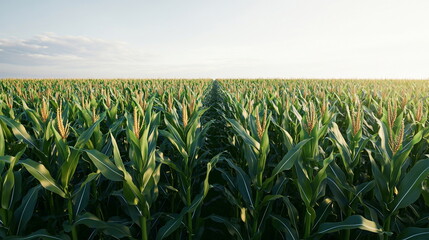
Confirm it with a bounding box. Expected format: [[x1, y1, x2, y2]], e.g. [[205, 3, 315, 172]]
[[0, 78, 429, 240]]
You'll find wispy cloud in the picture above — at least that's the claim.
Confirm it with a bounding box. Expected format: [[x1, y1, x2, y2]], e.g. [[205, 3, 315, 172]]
[[1, 31, 428, 79], [0, 33, 255, 78], [0, 33, 148, 67]]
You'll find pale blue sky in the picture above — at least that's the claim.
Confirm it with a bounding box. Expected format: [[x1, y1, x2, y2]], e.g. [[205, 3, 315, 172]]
[[0, 0, 428, 78]]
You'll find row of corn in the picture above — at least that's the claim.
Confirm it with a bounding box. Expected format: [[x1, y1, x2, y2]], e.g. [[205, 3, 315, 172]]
[[0, 79, 428, 239]]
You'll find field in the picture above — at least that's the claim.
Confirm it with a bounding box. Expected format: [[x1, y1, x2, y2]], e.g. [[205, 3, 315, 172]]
[[0, 79, 429, 240]]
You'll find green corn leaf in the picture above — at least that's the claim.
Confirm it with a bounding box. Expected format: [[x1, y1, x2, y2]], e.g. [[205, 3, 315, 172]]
[[329, 122, 352, 167], [225, 158, 254, 209], [270, 138, 312, 180], [186, 115, 199, 149], [271, 215, 299, 240], [73, 212, 131, 238], [13, 185, 41, 234], [73, 173, 100, 216], [85, 150, 124, 182], [295, 162, 312, 207], [351, 137, 370, 165], [260, 122, 270, 154], [217, 167, 236, 190], [316, 215, 385, 235], [0, 116, 37, 149], [159, 130, 188, 159], [283, 197, 299, 229], [2, 168, 15, 209], [375, 118, 391, 162], [122, 172, 142, 206], [350, 181, 375, 205], [208, 215, 243, 240], [60, 148, 81, 189], [185, 108, 208, 135], [312, 154, 334, 194], [44, 120, 54, 141], [4, 229, 70, 240], [0, 123, 5, 156], [22, 101, 42, 132], [226, 118, 260, 150], [396, 227, 429, 240], [74, 113, 105, 149], [156, 195, 204, 240], [159, 156, 184, 176], [109, 135, 145, 207], [0, 155, 13, 164], [260, 195, 284, 207], [156, 213, 186, 240], [391, 130, 423, 186], [327, 160, 348, 186], [273, 123, 293, 151], [157, 154, 219, 239], [312, 198, 333, 231], [110, 133, 125, 172], [20, 159, 66, 198], [368, 150, 389, 203], [390, 159, 429, 213], [52, 126, 70, 162], [0, 148, 24, 210]]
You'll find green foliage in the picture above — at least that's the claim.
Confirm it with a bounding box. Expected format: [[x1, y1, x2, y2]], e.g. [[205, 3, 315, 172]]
[[0, 78, 428, 240]]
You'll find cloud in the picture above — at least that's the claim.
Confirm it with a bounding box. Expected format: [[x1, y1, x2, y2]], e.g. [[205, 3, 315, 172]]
[[1, 32, 428, 79], [0, 33, 256, 78], [0, 33, 147, 67]]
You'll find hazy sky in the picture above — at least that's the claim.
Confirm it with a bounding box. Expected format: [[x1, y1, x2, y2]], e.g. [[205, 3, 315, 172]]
[[0, 0, 428, 78]]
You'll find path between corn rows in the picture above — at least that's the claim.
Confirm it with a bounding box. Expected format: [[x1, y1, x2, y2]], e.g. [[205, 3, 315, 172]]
[[202, 80, 235, 158]]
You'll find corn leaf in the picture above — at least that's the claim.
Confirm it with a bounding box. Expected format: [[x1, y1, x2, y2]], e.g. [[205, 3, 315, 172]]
[[85, 150, 124, 182], [391, 159, 429, 213], [0, 115, 37, 149], [316, 215, 385, 235], [13, 185, 41, 234], [271, 215, 299, 240], [396, 227, 429, 240], [20, 159, 66, 198]]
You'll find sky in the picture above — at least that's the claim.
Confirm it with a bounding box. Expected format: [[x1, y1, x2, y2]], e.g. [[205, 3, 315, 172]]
[[0, 0, 428, 79]]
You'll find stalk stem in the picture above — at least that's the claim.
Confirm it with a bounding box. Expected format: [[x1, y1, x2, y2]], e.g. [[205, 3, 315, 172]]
[[344, 183, 353, 240], [49, 193, 55, 215], [252, 189, 262, 239], [68, 198, 78, 240], [140, 216, 148, 240], [304, 208, 312, 239], [384, 215, 391, 240], [187, 183, 193, 240]]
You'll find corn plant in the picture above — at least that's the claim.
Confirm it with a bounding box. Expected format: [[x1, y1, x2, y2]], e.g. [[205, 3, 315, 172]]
[[158, 96, 219, 240], [0, 78, 429, 240], [84, 101, 161, 240]]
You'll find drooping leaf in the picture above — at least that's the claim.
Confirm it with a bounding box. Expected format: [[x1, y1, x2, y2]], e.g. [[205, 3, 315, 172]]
[[271, 138, 312, 178], [391, 159, 429, 213], [226, 118, 260, 150], [271, 215, 299, 240], [5, 229, 70, 240], [20, 159, 66, 198], [0, 116, 37, 149], [225, 158, 254, 209], [85, 150, 123, 182], [73, 212, 131, 239], [317, 215, 386, 235], [208, 215, 243, 240], [396, 227, 429, 240]]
